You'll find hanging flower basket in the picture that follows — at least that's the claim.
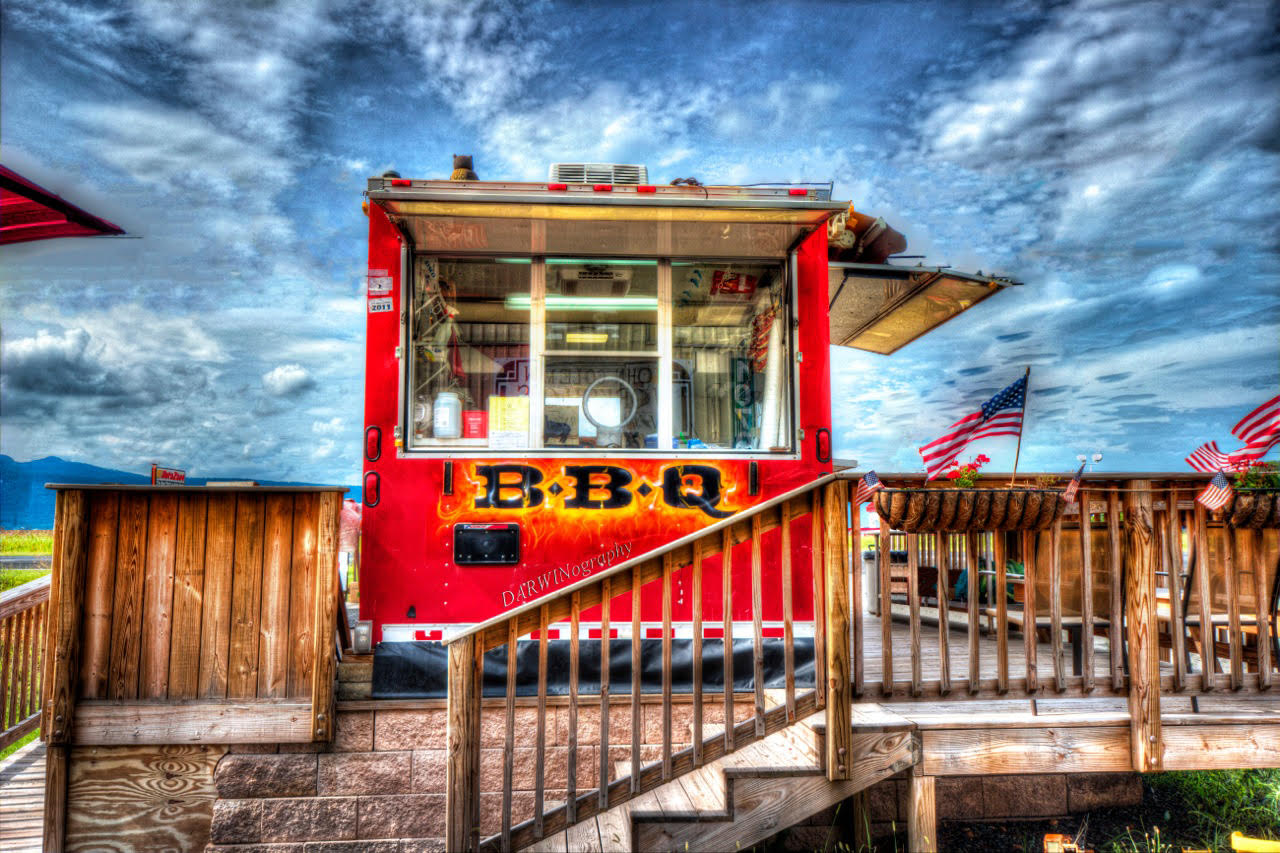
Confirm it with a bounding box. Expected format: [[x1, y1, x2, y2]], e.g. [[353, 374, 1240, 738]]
[[872, 488, 1067, 532], [1222, 490, 1280, 529]]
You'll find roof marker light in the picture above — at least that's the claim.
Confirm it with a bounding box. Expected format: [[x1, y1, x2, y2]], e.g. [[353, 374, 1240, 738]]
[[593, 184, 613, 192], [547, 183, 568, 191], [788, 188, 808, 196], [390, 179, 411, 187], [636, 185, 656, 193]]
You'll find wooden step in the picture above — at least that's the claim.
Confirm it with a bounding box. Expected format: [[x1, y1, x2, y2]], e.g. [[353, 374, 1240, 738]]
[[631, 728, 918, 852]]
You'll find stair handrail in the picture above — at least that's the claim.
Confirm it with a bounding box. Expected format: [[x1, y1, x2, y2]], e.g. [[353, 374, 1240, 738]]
[[442, 472, 840, 647]]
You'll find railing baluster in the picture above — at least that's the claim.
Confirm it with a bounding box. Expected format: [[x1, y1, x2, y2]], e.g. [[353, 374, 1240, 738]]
[[0, 617, 11, 732], [502, 619, 516, 851], [1193, 505, 1216, 689], [568, 591, 580, 822], [535, 603, 549, 837], [1253, 529, 1272, 688], [965, 531, 980, 694], [662, 554, 674, 778], [847, 496, 862, 701], [995, 531, 1008, 695], [631, 565, 642, 791], [1079, 491, 1095, 692], [599, 577, 611, 808], [812, 490, 826, 707], [722, 528, 735, 749], [751, 514, 766, 734], [907, 533, 921, 697], [1166, 489, 1186, 691], [1225, 528, 1243, 689], [781, 500, 797, 715], [1022, 530, 1038, 693], [1108, 489, 1125, 691], [880, 520, 893, 696], [1050, 520, 1065, 692], [691, 547, 704, 765], [938, 533, 951, 695]]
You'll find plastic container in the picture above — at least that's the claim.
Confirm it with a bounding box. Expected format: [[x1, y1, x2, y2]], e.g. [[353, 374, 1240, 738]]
[[433, 391, 462, 439]]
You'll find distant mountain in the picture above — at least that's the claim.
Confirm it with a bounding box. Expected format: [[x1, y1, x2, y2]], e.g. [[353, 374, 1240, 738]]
[[1, 455, 358, 529]]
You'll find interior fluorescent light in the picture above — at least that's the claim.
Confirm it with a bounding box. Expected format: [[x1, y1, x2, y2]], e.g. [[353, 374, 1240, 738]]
[[565, 332, 610, 344], [504, 295, 658, 311]]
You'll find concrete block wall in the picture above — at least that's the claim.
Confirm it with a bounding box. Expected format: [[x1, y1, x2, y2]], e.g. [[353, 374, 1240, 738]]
[[205, 704, 1143, 851]]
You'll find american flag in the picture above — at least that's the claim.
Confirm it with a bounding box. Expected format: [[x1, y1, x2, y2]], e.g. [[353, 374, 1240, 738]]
[[1063, 462, 1086, 503], [919, 374, 1027, 480], [1228, 435, 1280, 468], [1196, 470, 1234, 511], [1186, 441, 1240, 473], [1232, 394, 1280, 446], [854, 470, 883, 505]]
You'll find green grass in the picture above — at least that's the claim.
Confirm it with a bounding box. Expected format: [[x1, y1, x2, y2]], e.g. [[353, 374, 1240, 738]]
[[1, 529, 54, 556], [0, 730, 38, 763], [1, 568, 50, 593]]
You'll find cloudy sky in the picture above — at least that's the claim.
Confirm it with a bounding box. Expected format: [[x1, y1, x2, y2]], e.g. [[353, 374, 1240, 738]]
[[2, 0, 1276, 485]]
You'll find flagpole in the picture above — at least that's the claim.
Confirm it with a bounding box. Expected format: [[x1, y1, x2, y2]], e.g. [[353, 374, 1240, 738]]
[[1009, 365, 1031, 487]]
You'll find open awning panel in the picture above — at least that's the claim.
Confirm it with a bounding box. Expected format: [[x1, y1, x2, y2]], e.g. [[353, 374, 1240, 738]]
[[0, 165, 124, 245], [373, 196, 843, 260], [829, 263, 1015, 355]]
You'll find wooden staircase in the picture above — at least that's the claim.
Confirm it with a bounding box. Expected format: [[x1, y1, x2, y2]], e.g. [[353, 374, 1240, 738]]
[[526, 709, 919, 852]]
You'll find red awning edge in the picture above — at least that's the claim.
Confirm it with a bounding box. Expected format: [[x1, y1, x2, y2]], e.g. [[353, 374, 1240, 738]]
[[0, 165, 125, 245]]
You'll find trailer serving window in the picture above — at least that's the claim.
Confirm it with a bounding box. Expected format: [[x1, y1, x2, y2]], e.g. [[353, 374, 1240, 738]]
[[408, 257, 791, 453]]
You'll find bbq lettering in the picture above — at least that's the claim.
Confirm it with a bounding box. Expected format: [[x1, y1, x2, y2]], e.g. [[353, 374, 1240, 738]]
[[473, 464, 730, 519]]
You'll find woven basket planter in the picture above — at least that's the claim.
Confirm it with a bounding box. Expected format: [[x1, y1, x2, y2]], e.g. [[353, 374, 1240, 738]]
[[872, 488, 1067, 532], [1222, 490, 1280, 529]]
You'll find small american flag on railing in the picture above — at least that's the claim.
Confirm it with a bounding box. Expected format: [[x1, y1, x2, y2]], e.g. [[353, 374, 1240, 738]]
[[1196, 470, 1233, 510], [1063, 462, 1085, 503], [854, 470, 883, 505]]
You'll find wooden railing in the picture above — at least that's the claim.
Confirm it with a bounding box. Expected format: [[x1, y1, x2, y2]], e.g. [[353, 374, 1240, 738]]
[[444, 475, 852, 852], [0, 573, 50, 752], [863, 475, 1279, 771]]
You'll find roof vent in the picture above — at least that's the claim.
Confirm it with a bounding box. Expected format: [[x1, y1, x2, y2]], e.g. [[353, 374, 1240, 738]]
[[548, 163, 648, 185]]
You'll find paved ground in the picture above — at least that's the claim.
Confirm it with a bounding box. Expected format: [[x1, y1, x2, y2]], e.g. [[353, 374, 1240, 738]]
[[0, 739, 44, 853]]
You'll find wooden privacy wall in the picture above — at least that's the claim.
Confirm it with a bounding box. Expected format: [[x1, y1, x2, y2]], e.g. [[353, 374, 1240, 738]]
[[41, 486, 344, 748]]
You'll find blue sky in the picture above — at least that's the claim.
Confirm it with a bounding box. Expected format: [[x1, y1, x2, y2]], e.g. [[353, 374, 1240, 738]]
[[2, 0, 1277, 484]]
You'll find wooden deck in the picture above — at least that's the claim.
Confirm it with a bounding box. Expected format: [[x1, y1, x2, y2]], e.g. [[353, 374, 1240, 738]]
[[0, 740, 45, 853]]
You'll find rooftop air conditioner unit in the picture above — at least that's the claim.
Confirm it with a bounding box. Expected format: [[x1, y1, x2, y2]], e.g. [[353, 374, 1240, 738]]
[[548, 163, 649, 185], [557, 265, 632, 297]]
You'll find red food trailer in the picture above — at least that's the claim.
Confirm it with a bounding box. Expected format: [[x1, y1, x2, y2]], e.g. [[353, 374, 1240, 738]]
[[358, 163, 1011, 688]]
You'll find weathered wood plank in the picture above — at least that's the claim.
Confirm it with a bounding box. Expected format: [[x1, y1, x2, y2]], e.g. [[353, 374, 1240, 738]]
[[536, 602, 550, 837], [257, 494, 294, 699], [80, 493, 119, 700], [1166, 493, 1186, 691], [1252, 529, 1272, 689], [1049, 521, 1065, 693], [921, 725, 1132, 775], [63, 744, 225, 853], [287, 492, 319, 698], [198, 493, 237, 699], [780, 500, 798, 715], [1108, 489, 1125, 691], [1193, 504, 1216, 688], [937, 534, 951, 695], [908, 773, 937, 853], [880, 520, 893, 697], [568, 591, 580, 823], [995, 531, 1008, 695], [503, 618, 517, 850], [47, 490, 89, 744], [43, 743, 69, 852], [722, 528, 735, 752], [310, 492, 341, 740], [70, 700, 313, 744], [824, 480, 852, 780], [446, 634, 481, 852], [662, 554, 674, 776], [139, 493, 178, 700], [167, 493, 208, 700], [108, 493, 149, 701], [966, 532, 980, 694], [227, 494, 265, 699], [1162, 724, 1280, 770], [907, 532, 922, 696], [598, 576, 611, 809], [1022, 530, 1038, 694], [812, 490, 826, 706], [750, 514, 766, 736], [1078, 492, 1094, 692], [1123, 481, 1162, 771], [1225, 528, 1243, 689]]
